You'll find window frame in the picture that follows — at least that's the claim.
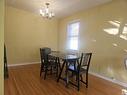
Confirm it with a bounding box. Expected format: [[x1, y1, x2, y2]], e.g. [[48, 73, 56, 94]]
[[67, 20, 80, 51]]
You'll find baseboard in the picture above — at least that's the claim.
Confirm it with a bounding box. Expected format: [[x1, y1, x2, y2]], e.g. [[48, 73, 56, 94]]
[[89, 71, 127, 88], [8, 61, 40, 67]]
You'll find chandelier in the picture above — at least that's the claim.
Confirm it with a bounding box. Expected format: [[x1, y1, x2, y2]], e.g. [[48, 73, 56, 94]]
[[40, 3, 55, 19]]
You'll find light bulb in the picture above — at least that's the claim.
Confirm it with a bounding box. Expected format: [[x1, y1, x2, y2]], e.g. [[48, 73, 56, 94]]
[[51, 12, 55, 17], [49, 13, 52, 18], [40, 9, 42, 14], [46, 8, 49, 14], [42, 12, 45, 16]]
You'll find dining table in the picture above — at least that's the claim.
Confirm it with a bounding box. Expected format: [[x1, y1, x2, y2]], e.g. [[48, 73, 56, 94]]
[[49, 51, 80, 87]]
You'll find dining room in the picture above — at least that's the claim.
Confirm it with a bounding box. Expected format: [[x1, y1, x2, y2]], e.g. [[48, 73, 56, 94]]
[[2, 0, 127, 95]]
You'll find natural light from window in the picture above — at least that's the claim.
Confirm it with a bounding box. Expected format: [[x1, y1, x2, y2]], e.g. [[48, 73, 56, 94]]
[[120, 25, 127, 40], [67, 21, 80, 50], [103, 20, 120, 35]]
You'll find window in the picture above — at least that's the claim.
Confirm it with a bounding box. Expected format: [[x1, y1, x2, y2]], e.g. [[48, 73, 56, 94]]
[[67, 21, 80, 50]]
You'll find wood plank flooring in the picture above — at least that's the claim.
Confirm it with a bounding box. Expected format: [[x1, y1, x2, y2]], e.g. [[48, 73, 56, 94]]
[[4, 64, 124, 95]]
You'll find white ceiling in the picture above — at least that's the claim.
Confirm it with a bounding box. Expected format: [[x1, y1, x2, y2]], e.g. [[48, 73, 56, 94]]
[[6, 0, 112, 18]]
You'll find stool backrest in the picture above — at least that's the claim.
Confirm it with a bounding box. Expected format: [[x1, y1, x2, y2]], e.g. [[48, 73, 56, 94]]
[[79, 53, 92, 71], [40, 47, 51, 63]]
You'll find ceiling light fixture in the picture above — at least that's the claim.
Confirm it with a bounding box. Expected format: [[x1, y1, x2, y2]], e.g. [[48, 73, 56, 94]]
[[40, 3, 55, 19]]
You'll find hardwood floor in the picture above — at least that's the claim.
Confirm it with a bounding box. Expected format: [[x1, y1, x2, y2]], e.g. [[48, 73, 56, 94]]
[[4, 64, 124, 95]]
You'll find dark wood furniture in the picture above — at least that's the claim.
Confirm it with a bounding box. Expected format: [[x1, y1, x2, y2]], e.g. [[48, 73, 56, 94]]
[[4, 45, 9, 79], [40, 48, 58, 80], [49, 52, 80, 87], [57, 54, 80, 87], [41, 51, 92, 91], [68, 53, 92, 90]]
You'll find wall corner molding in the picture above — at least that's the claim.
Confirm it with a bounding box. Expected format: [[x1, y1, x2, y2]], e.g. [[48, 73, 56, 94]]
[[8, 61, 40, 67], [89, 71, 127, 88]]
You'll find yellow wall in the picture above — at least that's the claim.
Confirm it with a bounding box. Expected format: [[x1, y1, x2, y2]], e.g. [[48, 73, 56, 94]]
[[59, 0, 127, 83], [0, 0, 4, 94], [5, 6, 58, 64], [5, 0, 127, 84]]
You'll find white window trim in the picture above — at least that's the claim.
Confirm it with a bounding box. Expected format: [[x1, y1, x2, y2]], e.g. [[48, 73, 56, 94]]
[[66, 20, 80, 51]]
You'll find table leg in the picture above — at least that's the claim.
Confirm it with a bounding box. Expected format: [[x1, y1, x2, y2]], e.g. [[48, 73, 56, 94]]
[[65, 61, 69, 87], [58, 58, 61, 70], [57, 60, 66, 82], [56, 57, 59, 77]]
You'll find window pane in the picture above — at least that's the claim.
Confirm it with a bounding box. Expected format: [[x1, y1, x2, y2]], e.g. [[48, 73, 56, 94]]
[[67, 21, 80, 50], [69, 37, 78, 50], [68, 22, 79, 36]]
